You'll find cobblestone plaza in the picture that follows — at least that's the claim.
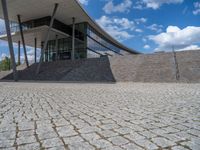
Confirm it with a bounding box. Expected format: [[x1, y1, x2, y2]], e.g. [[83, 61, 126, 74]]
[[0, 82, 200, 150]]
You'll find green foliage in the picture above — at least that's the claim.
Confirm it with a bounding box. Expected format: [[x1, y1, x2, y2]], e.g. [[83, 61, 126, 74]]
[[0, 57, 11, 71]]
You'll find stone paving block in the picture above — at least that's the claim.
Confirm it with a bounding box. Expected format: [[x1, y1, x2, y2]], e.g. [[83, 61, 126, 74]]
[[18, 130, 34, 137], [0, 139, 15, 148], [47, 146, 66, 150], [163, 126, 180, 133], [81, 132, 101, 141], [180, 141, 200, 150], [152, 137, 176, 148], [53, 118, 70, 127], [17, 135, 36, 145], [135, 139, 158, 150], [99, 130, 119, 138], [114, 127, 132, 135], [18, 121, 35, 131], [122, 143, 144, 150], [100, 124, 120, 130], [18, 143, 40, 150], [57, 126, 78, 137], [63, 135, 84, 145], [171, 145, 189, 150], [138, 130, 157, 139], [124, 132, 146, 141], [0, 131, 16, 140], [101, 119, 115, 124], [37, 131, 58, 140], [102, 146, 124, 150], [90, 139, 112, 149], [68, 142, 95, 150], [78, 126, 101, 134], [162, 133, 186, 143], [108, 136, 129, 146], [42, 138, 64, 148]]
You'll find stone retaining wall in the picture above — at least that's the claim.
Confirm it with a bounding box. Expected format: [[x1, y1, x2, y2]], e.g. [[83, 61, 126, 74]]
[[1, 50, 200, 83]]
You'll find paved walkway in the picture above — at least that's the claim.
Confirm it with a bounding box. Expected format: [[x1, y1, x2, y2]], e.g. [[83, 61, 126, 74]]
[[0, 82, 200, 150]]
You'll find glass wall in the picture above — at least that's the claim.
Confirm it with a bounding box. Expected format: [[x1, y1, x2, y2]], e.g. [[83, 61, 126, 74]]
[[44, 22, 87, 62], [7, 17, 130, 62], [86, 24, 123, 55]]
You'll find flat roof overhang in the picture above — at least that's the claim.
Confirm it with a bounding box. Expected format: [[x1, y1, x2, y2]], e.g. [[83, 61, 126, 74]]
[[0, 0, 140, 54], [0, 26, 69, 48]]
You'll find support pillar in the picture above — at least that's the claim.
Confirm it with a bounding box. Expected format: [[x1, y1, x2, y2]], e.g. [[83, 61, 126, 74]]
[[71, 17, 75, 60], [55, 35, 58, 61], [34, 38, 37, 63], [18, 41, 20, 65], [17, 15, 29, 67], [36, 3, 59, 74], [1, 0, 18, 81], [41, 42, 44, 62]]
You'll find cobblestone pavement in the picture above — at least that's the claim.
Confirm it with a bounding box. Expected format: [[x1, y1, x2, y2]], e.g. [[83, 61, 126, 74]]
[[0, 82, 200, 150]]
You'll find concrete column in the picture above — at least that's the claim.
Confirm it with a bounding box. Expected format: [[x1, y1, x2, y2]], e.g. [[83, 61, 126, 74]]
[[34, 38, 37, 63], [36, 3, 59, 74], [1, 0, 18, 81], [71, 17, 75, 60], [18, 41, 20, 65], [41, 41, 44, 62], [55, 35, 58, 61], [17, 15, 29, 67]]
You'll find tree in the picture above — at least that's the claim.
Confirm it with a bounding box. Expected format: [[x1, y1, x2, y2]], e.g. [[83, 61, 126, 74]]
[[0, 56, 11, 71]]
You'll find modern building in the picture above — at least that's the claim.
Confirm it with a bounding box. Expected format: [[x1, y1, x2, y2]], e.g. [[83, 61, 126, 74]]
[[0, 0, 139, 80]]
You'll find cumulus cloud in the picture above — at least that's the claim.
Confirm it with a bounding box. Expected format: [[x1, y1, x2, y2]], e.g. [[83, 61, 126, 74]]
[[147, 24, 163, 33], [177, 45, 200, 51], [103, 0, 132, 14], [149, 26, 200, 51], [96, 16, 135, 41], [134, 0, 184, 10], [135, 29, 143, 33], [193, 2, 200, 15], [78, 0, 89, 5], [135, 18, 147, 24], [144, 45, 150, 49]]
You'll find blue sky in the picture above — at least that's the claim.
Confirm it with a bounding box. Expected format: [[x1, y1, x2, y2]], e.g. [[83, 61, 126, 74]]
[[80, 0, 200, 53], [0, 0, 200, 61]]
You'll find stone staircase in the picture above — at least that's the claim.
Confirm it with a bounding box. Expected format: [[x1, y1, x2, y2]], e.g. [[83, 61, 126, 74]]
[[0, 50, 200, 83]]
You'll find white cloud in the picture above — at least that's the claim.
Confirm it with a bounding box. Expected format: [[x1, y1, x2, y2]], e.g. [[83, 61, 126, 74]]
[[193, 2, 200, 15], [177, 45, 200, 51], [149, 26, 200, 51], [147, 24, 163, 33], [134, 0, 184, 10], [96, 16, 134, 41], [78, 0, 89, 5], [135, 18, 147, 24], [144, 45, 150, 49], [135, 29, 143, 33], [103, 0, 132, 14]]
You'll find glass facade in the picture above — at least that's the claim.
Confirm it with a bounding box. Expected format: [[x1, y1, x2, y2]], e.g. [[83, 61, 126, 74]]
[[6, 16, 133, 62], [86, 24, 123, 56], [44, 22, 87, 62], [43, 21, 126, 61]]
